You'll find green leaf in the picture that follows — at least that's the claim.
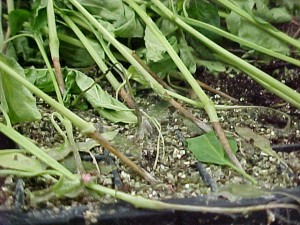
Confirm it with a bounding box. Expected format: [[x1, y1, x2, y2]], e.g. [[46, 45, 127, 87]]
[[31, 0, 48, 32], [196, 60, 227, 75], [183, 0, 220, 59], [186, 131, 238, 166], [148, 36, 178, 76], [226, 12, 290, 55], [184, 0, 221, 41], [25, 68, 84, 94], [8, 9, 30, 36], [179, 36, 196, 73], [75, 71, 137, 123], [79, 0, 144, 37], [241, 0, 292, 23], [157, 17, 178, 36], [0, 54, 41, 124], [114, 4, 144, 37], [0, 150, 43, 172], [13, 37, 44, 64], [25, 68, 56, 92], [60, 36, 104, 67], [128, 65, 150, 88], [144, 26, 166, 62]]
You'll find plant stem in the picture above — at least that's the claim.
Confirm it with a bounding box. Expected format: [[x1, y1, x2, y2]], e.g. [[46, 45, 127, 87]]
[[47, 0, 65, 95], [0, 123, 75, 179], [125, 0, 217, 122], [34, 34, 63, 104], [152, 0, 300, 109], [68, 0, 166, 98], [87, 182, 297, 213], [59, 12, 138, 110], [68, 0, 247, 175], [132, 52, 212, 132], [0, 59, 155, 183], [124, 0, 246, 172], [178, 16, 300, 67]]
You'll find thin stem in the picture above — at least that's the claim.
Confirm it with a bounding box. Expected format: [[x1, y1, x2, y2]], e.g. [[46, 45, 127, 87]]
[[59, 12, 138, 111], [68, 0, 167, 99]]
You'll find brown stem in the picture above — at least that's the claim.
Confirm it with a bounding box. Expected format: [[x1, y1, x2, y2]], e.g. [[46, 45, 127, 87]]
[[212, 121, 244, 170], [132, 52, 175, 92], [89, 130, 157, 184], [168, 98, 212, 132], [119, 88, 136, 109], [53, 57, 66, 95], [132, 52, 212, 132], [196, 80, 238, 102]]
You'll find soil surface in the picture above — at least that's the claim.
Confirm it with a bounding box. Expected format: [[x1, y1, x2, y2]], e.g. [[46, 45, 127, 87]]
[[0, 62, 299, 211]]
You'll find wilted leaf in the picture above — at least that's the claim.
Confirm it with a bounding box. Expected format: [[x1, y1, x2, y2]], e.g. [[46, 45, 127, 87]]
[[235, 126, 276, 157], [0, 150, 43, 172], [215, 183, 272, 202], [75, 71, 137, 123], [44, 142, 72, 161], [186, 131, 238, 166], [51, 175, 83, 198]]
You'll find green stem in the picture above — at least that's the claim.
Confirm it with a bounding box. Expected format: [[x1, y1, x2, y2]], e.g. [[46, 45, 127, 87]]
[[0, 169, 63, 177], [215, 0, 300, 50], [178, 16, 300, 67], [34, 34, 64, 104], [228, 163, 257, 184], [47, 0, 65, 95], [47, 0, 60, 59], [68, 0, 167, 99], [6, 0, 14, 13], [0, 59, 95, 133], [124, 0, 218, 122], [86, 182, 296, 213], [151, 0, 300, 109], [0, 57, 153, 182], [0, 123, 75, 179], [64, 14, 123, 92]]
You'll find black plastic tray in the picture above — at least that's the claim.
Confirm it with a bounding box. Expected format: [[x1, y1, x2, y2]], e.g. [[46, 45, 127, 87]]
[[0, 133, 299, 225], [0, 186, 299, 225]]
